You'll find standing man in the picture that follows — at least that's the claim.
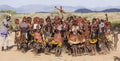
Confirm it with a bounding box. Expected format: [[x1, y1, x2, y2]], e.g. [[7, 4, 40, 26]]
[[113, 26, 119, 51], [0, 15, 11, 51]]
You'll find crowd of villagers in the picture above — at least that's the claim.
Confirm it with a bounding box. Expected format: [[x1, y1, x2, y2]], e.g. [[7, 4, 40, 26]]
[[14, 14, 119, 57]]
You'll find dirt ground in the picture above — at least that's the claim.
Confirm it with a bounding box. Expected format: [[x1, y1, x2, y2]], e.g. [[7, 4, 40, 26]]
[[0, 32, 120, 61]]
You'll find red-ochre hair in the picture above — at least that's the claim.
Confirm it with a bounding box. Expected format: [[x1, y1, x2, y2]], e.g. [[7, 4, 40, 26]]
[[39, 18, 44, 24], [22, 16, 27, 22], [33, 17, 40, 24], [15, 19, 19, 24]]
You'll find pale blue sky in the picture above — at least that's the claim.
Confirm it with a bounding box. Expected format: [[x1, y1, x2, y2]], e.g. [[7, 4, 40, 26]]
[[0, 0, 120, 8]]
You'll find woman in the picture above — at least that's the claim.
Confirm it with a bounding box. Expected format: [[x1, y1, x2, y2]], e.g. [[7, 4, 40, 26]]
[[26, 17, 33, 43]]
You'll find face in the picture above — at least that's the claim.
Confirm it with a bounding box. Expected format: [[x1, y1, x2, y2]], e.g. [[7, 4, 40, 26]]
[[6, 16, 11, 21]]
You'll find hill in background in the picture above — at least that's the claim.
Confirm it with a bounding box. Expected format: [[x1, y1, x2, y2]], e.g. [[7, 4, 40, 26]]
[[0, 4, 120, 13]]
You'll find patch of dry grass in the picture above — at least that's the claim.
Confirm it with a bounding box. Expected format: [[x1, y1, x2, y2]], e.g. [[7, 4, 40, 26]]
[[0, 12, 120, 26]]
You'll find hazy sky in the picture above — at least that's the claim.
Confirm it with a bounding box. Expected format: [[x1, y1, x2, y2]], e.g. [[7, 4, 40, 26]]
[[0, 0, 120, 8]]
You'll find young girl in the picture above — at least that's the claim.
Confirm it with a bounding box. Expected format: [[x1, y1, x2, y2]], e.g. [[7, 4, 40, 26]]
[[14, 19, 20, 44]]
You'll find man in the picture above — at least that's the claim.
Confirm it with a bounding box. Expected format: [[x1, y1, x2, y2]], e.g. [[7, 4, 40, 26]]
[[113, 26, 119, 51], [0, 15, 11, 51]]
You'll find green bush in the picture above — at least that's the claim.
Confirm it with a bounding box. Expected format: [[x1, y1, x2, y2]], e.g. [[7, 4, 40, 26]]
[[0, 10, 16, 14]]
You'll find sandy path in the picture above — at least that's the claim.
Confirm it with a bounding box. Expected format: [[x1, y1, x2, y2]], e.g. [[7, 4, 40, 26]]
[[0, 32, 120, 61]]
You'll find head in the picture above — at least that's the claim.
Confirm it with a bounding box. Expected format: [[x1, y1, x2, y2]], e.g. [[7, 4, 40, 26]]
[[33, 17, 39, 24], [15, 19, 19, 24], [92, 18, 96, 22], [26, 17, 32, 24], [22, 16, 27, 22], [54, 16, 60, 20], [105, 13, 108, 16], [55, 30, 60, 34], [6, 15, 11, 21], [96, 18, 100, 22], [70, 16, 74, 20], [101, 19, 104, 22], [70, 31, 76, 35], [46, 16, 51, 23], [39, 18, 44, 24]]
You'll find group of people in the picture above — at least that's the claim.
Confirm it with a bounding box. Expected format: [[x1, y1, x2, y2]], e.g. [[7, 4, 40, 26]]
[[0, 14, 119, 56]]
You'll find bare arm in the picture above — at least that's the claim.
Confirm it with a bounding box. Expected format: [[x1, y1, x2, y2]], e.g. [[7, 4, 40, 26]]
[[105, 13, 108, 21]]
